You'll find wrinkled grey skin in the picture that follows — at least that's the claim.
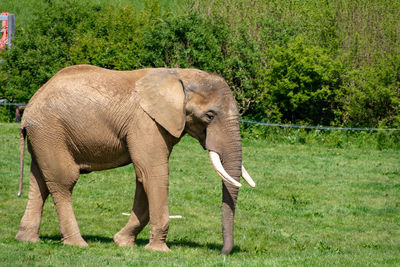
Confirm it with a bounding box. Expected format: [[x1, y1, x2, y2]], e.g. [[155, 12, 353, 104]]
[[15, 65, 242, 254]]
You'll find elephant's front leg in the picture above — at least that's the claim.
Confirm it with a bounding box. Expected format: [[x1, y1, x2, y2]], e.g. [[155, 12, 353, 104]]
[[120, 120, 176, 251], [143, 163, 170, 251], [114, 163, 170, 251], [113, 179, 149, 247]]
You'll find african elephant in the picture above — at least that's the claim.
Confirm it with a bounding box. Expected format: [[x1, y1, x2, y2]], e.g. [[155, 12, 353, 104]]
[[15, 65, 255, 254]]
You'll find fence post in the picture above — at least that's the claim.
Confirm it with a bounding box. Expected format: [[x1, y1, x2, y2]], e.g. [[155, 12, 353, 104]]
[[0, 12, 15, 50], [15, 105, 25, 122], [7, 13, 15, 50]]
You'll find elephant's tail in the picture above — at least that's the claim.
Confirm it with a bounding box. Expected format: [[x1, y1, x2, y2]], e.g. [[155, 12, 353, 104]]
[[18, 127, 26, 197]]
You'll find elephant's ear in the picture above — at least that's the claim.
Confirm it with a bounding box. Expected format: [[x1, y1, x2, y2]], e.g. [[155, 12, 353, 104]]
[[136, 71, 185, 138]]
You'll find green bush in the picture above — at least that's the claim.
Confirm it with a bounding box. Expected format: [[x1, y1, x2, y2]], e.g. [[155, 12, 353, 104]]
[[140, 12, 229, 71], [0, 0, 102, 103], [340, 55, 400, 128], [0, 0, 399, 130], [0, 106, 13, 122], [257, 37, 343, 125], [69, 4, 156, 70]]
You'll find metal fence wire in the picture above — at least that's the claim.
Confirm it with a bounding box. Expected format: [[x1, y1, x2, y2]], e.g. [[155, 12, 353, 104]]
[[239, 120, 400, 132]]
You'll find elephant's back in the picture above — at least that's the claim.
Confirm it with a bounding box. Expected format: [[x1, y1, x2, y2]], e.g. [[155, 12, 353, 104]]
[[21, 65, 143, 141], [29, 65, 132, 103], [23, 65, 139, 123]]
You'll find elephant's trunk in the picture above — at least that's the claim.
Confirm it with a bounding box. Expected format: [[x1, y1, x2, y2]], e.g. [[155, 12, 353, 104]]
[[219, 118, 242, 254]]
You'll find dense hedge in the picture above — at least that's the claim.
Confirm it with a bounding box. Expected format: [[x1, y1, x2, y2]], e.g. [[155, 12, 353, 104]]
[[1, 0, 399, 128]]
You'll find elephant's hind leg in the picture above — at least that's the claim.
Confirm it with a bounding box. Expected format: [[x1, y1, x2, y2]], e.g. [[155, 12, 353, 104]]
[[38, 154, 88, 247], [47, 175, 88, 246], [15, 160, 49, 242], [114, 179, 149, 247]]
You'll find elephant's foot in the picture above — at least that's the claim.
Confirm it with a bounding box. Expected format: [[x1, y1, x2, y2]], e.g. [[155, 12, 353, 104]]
[[113, 232, 136, 247], [62, 233, 88, 247], [144, 241, 170, 252], [15, 228, 40, 243]]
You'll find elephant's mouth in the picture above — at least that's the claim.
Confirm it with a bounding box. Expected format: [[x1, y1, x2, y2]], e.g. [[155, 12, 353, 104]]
[[208, 151, 255, 188]]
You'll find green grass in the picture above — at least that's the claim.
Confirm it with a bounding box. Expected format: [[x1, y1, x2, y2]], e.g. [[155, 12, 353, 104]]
[[1, 123, 399, 266]]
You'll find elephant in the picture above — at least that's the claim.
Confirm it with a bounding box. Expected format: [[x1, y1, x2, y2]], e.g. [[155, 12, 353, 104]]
[[15, 65, 255, 254]]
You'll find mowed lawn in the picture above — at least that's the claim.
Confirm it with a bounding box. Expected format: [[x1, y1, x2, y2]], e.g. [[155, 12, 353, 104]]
[[0, 123, 399, 266]]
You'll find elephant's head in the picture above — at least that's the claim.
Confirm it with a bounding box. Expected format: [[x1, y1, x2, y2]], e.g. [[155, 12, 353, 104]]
[[136, 68, 255, 254]]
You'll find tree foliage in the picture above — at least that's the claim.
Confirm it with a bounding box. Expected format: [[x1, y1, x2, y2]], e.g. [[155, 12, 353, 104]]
[[1, 0, 399, 128]]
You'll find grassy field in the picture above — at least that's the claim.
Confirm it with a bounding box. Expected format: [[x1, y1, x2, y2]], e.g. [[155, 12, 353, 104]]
[[0, 123, 399, 266]]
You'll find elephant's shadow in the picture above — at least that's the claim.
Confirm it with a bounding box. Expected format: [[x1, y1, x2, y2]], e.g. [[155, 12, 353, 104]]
[[40, 235, 241, 252]]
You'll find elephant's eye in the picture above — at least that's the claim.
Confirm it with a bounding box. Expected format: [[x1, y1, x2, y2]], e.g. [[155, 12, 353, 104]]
[[204, 112, 215, 122]]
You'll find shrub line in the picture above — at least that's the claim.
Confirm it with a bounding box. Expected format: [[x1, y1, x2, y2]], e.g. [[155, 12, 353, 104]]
[[239, 120, 400, 132]]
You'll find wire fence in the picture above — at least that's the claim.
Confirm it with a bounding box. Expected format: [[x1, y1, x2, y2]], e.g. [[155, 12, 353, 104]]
[[0, 103, 26, 106], [1, 102, 399, 131], [239, 120, 400, 132]]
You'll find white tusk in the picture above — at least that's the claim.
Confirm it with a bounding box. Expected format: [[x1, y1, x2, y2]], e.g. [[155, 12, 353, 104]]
[[209, 151, 242, 188], [241, 165, 256, 188]]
